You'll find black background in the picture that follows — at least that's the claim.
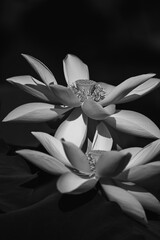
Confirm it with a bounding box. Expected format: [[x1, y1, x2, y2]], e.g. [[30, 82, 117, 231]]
[[1, 1, 160, 239]]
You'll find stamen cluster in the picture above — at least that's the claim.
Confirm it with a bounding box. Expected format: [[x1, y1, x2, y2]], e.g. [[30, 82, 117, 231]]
[[70, 79, 106, 103]]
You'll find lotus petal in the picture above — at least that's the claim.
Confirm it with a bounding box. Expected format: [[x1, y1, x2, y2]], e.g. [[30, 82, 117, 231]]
[[55, 108, 88, 148], [62, 140, 91, 173], [124, 161, 160, 184], [16, 149, 69, 175], [125, 139, 160, 169], [63, 54, 89, 85], [96, 151, 130, 177], [57, 172, 97, 194], [117, 182, 160, 214], [22, 54, 57, 85], [100, 73, 155, 106], [98, 82, 115, 95], [82, 99, 115, 120], [105, 110, 160, 138], [2, 103, 70, 122], [49, 84, 80, 107], [92, 122, 113, 151], [7, 75, 56, 102], [32, 132, 70, 166], [101, 182, 147, 224], [118, 78, 160, 104]]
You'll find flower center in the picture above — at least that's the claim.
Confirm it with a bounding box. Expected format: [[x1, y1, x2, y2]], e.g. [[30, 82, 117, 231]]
[[70, 79, 106, 103]]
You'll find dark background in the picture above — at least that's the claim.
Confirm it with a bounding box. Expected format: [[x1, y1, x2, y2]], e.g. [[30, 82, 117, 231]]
[[1, 1, 160, 239]]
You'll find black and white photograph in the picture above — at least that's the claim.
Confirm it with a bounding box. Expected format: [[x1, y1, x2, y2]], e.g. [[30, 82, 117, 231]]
[[1, 1, 160, 239]]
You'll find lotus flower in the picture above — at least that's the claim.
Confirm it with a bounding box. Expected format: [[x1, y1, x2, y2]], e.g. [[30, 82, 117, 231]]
[[3, 54, 160, 147], [16, 122, 160, 224]]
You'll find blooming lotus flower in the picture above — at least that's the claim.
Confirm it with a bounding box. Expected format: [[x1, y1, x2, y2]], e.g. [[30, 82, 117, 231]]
[[16, 122, 160, 224], [3, 54, 160, 147]]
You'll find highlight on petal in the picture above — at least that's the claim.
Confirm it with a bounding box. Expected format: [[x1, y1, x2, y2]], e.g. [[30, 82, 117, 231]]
[[16, 149, 69, 175], [92, 122, 113, 151], [22, 54, 57, 85], [49, 84, 80, 107], [57, 172, 97, 194], [100, 73, 155, 106], [117, 182, 160, 215], [105, 110, 160, 139], [96, 151, 131, 177], [118, 78, 160, 104], [2, 103, 70, 122], [124, 161, 160, 184], [101, 182, 147, 224], [125, 139, 160, 169], [32, 132, 71, 166], [62, 140, 91, 173], [7, 75, 56, 102], [82, 99, 115, 120], [63, 54, 90, 85], [55, 108, 88, 148]]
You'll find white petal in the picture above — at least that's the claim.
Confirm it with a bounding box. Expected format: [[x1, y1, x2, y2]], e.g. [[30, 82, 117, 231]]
[[101, 182, 147, 224], [63, 54, 90, 85], [22, 54, 57, 85], [55, 108, 88, 148], [126, 139, 160, 169], [92, 122, 113, 151], [100, 73, 155, 106], [125, 161, 160, 183], [16, 149, 69, 175], [57, 172, 97, 194], [117, 182, 160, 215], [2, 103, 70, 122], [118, 78, 160, 104], [7, 75, 55, 102], [105, 110, 160, 138], [32, 132, 71, 166], [62, 140, 91, 173]]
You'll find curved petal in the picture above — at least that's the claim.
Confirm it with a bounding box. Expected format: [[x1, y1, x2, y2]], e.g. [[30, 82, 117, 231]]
[[101, 182, 147, 224], [22, 54, 57, 85], [2, 103, 70, 122], [55, 108, 88, 148], [16, 149, 69, 175], [118, 78, 160, 104], [63, 54, 89, 85], [100, 73, 155, 106], [125, 139, 160, 169], [105, 110, 160, 138], [122, 161, 160, 184], [92, 122, 113, 151], [117, 182, 160, 215], [49, 84, 80, 107], [82, 99, 115, 120], [96, 151, 131, 177], [57, 172, 97, 194], [7, 75, 57, 102], [32, 132, 71, 166], [62, 140, 91, 173]]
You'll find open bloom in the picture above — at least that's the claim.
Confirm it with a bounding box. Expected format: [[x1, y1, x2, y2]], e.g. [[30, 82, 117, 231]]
[[16, 122, 160, 224], [3, 54, 160, 147]]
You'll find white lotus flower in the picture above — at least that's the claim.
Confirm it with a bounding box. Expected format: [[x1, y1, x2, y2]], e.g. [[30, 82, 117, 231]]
[[16, 123, 160, 224], [3, 54, 160, 143]]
